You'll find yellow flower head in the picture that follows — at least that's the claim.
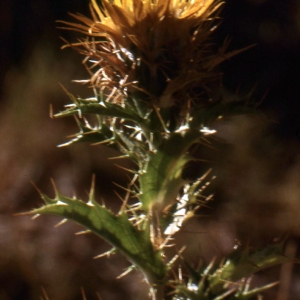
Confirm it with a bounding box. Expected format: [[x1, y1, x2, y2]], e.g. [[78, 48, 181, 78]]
[[60, 0, 235, 110]]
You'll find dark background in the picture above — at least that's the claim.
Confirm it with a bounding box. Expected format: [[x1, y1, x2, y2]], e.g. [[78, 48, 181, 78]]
[[0, 0, 300, 299]]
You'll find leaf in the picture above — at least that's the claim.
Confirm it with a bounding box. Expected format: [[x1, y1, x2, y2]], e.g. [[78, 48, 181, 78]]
[[55, 100, 144, 124], [175, 243, 289, 299], [113, 129, 148, 164], [209, 243, 290, 294], [58, 117, 117, 148], [22, 182, 166, 282], [139, 130, 202, 215]]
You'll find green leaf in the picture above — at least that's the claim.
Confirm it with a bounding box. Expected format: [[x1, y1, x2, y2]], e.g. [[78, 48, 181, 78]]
[[139, 130, 202, 216], [58, 117, 117, 148], [113, 129, 149, 165], [24, 182, 166, 282], [209, 243, 289, 293], [175, 243, 289, 300], [55, 99, 144, 124]]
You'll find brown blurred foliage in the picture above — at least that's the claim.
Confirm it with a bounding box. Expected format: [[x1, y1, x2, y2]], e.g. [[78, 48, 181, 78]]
[[0, 0, 300, 299]]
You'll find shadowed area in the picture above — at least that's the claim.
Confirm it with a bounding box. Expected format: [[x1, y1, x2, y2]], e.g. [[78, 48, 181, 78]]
[[0, 0, 300, 299]]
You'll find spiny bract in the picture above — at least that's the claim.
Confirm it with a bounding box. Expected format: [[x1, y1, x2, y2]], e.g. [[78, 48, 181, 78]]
[[59, 0, 233, 114]]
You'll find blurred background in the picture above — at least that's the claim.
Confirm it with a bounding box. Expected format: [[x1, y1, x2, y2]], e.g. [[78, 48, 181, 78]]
[[0, 0, 300, 299]]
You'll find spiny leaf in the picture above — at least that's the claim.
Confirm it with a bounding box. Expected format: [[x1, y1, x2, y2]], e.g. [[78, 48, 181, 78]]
[[209, 243, 289, 293], [139, 130, 202, 216], [55, 100, 144, 124], [22, 184, 166, 282], [58, 117, 116, 148], [114, 129, 149, 165], [236, 281, 279, 299], [174, 243, 290, 299]]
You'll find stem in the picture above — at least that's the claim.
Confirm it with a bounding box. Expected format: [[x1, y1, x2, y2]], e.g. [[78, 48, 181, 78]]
[[147, 206, 166, 300]]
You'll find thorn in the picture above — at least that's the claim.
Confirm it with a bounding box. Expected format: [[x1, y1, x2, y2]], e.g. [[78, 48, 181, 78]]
[[126, 202, 142, 213], [244, 277, 252, 293], [50, 178, 59, 198], [216, 288, 236, 299], [178, 265, 183, 283], [49, 103, 54, 119], [168, 246, 186, 267], [203, 257, 216, 276], [153, 104, 169, 133], [31, 181, 43, 196], [116, 266, 135, 279], [158, 235, 175, 250], [75, 230, 91, 235], [129, 202, 141, 208], [40, 287, 49, 300], [93, 248, 116, 259], [13, 211, 32, 217], [58, 83, 71, 97], [96, 292, 103, 300], [108, 154, 130, 160], [113, 191, 128, 212], [114, 164, 136, 174], [57, 141, 71, 148], [112, 181, 133, 194], [199, 168, 213, 180], [98, 197, 106, 207], [201, 137, 215, 149], [128, 173, 139, 187], [91, 138, 114, 146], [89, 174, 96, 203], [31, 214, 41, 220], [81, 287, 87, 300], [54, 218, 68, 227], [74, 115, 83, 128]]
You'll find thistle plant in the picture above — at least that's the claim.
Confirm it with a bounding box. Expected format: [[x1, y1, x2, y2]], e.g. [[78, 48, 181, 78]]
[[21, 0, 291, 299]]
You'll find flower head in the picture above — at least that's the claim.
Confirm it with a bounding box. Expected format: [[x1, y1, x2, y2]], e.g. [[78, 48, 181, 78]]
[[60, 0, 236, 112]]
